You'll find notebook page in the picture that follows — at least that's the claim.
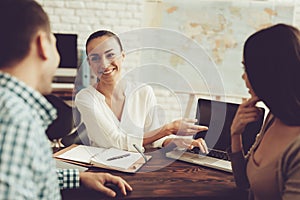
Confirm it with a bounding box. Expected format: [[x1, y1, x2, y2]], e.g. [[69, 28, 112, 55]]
[[92, 148, 142, 169], [56, 159, 88, 172], [56, 145, 106, 163]]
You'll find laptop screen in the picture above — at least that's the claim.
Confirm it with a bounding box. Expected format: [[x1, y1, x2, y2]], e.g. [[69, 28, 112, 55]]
[[194, 98, 265, 153]]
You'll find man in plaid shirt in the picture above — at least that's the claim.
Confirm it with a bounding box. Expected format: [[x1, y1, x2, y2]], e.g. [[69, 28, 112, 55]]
[[0, 0, 132, 199]]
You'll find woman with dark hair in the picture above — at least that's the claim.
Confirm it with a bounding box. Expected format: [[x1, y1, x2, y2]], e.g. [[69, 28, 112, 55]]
[[75, 30, 209, 153], [229, 23, 300, 200]]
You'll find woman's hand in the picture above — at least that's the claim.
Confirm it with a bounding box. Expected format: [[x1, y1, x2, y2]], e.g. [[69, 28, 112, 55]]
[[231, 96, 262, 137], [80, 172, 133, 197], [165, 118, 208, 136], [164, 137, 209, 154]]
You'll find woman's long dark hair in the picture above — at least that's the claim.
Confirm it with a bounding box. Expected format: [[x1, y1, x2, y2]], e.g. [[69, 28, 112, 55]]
[[243, 23, 300, 126]]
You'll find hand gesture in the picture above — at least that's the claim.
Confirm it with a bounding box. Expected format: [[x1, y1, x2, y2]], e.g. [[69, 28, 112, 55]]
[[167, 118, 208, 136], [231, 96, 263, 136], [79, 172, 132, 197]]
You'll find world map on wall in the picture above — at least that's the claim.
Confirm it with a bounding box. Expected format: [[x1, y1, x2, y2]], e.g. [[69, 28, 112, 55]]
[[143, 0, 294, 97]]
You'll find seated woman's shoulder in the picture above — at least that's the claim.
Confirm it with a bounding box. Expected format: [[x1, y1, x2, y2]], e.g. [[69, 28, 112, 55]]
[[75, 85, 104, 102], [127, 81, 153, 94]]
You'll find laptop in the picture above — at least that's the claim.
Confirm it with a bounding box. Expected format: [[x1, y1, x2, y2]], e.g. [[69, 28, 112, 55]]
[[166, 98, 265, 173]]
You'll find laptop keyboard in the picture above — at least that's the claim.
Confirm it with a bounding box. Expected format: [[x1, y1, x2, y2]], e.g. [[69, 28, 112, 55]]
[[208, 149, 230, 161], [187, 147, 230, 161]]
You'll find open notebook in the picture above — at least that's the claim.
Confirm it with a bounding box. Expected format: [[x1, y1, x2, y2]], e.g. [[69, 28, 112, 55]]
[[54, 144, 151, 173], [166, 98, 264, 173]]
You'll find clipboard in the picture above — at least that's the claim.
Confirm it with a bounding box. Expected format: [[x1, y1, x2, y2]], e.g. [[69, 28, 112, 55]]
[[53, 144, 151, 173]]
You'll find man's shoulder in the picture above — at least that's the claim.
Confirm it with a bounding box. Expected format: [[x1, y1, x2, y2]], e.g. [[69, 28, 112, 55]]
[[0, 89, 31, 123], [0, 90, 42, 148]]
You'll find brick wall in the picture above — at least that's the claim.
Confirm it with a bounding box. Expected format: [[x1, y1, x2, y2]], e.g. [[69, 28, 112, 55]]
[[37, 0, 144, 50]]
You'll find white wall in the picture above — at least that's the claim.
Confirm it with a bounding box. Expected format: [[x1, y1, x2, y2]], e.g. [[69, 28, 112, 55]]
[[40, 0, 300, 121], [294, 0, 300, 27]]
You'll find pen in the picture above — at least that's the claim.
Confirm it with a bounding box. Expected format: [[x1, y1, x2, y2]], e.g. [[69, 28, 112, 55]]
[[133, 144, 147, 163], [106, 153, 130, 161]]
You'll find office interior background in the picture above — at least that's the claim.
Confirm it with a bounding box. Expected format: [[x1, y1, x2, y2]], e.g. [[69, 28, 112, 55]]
[[37, 0, 300, 123]]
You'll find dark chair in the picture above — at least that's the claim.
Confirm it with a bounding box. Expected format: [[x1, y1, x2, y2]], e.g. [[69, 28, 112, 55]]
[[45, 94, 90, 147], [61, 122, 90, 147], [45, 94, 74, 147]]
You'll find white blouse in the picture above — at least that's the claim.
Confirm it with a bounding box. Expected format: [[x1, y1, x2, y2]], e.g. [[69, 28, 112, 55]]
[[75, 82, 168, 152]]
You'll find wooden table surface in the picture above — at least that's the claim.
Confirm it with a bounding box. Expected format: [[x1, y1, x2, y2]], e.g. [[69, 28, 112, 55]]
[[61, 148, 248, 200]]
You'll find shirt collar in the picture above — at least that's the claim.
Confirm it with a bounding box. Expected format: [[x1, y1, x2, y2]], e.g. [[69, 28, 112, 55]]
[[0, 72, 57, 128]]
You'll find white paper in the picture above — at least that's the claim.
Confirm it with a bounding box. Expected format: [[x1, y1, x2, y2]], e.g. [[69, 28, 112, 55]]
[[56, 145, 106, 163], [92, 148, 142, 169], [55, 159, 88, 172], [56, 145, 142, 169]]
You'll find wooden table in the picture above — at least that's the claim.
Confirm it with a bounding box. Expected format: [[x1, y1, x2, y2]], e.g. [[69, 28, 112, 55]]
[[61, 148, 248, 200]]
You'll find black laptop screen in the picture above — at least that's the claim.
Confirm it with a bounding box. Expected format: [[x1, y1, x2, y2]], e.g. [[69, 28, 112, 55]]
[[195, 98, 264, 153]]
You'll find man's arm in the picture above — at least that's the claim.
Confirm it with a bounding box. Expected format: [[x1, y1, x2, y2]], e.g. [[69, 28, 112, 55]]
[[56, 169, 80, 189]]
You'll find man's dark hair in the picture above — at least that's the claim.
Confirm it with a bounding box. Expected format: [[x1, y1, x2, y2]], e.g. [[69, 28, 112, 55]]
[[85, 30, 123, 55], [243, 23, 300, 126], [0, 0, 50, 68]]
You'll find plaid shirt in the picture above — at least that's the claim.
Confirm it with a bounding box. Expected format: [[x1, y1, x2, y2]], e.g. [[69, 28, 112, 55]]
[[0, 72, 80, 199]]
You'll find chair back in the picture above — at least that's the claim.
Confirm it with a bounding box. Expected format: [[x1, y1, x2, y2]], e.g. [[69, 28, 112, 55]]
[[61, 122, 90, 146], [45, 94, 74, 141]]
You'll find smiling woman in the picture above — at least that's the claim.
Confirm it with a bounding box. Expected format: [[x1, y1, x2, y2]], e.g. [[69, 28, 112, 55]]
[[86, 35, 123, 77], [74, 30, 209, 153]]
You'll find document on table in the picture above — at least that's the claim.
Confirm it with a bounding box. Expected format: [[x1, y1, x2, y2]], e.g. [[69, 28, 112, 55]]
[[56, 159, 88, 172], [55, 145, 142, 170]]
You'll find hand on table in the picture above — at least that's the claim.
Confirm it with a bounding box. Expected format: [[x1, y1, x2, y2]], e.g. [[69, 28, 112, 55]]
[[79, 172, 132, 197]]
